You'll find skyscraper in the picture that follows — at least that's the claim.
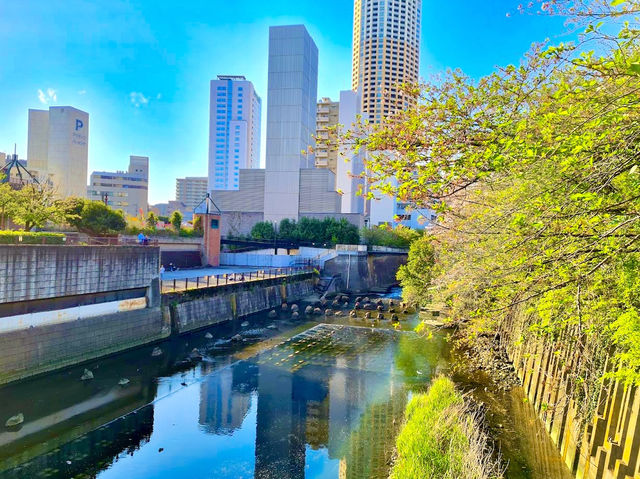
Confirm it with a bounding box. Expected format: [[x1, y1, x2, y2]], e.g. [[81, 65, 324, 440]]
[[352, 0, 421, 123], [263, 25, 319, 223], [27, 106, 89, 197], [208, 75, 261, 191]]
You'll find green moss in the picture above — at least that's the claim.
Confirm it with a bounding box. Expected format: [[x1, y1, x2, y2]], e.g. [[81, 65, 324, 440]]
[[391, 377, 502, 479]]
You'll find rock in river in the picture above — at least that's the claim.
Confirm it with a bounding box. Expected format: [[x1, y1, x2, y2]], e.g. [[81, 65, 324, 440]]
[[5, 413, 24, 428], [80, 369, 94, 381], [118, 378, 130, 387], [268, 310, 278, 319], [151, 347, 163, 357], [204, 332, 213, 339]]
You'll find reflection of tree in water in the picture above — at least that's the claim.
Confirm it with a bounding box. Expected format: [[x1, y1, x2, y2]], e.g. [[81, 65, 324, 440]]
[[0, 404, 155, 479], [393, 333, 449, 386]]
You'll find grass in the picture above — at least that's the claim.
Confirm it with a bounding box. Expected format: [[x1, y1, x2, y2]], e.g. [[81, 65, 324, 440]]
[[390, 377, 503, 479]]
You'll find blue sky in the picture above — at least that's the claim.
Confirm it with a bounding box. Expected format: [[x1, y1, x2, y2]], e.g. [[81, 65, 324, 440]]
[[0, 1, 571, 204]]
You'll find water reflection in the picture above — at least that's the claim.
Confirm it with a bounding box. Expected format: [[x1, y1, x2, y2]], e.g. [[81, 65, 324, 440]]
[[0, 322, 440, 479]]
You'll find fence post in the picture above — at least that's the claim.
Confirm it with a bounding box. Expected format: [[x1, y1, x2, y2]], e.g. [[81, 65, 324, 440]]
[[207, 276, 210, 287], [185, 278, 188, 290], [196, 277, 199, 288], [173, 278, 176, 291], [216, 275, 219, 286]]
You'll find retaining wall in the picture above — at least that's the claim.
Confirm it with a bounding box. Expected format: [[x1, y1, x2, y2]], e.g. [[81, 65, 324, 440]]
[[165, 275, 315, 334], [0, 245, 167, 385], [323, 253, 407, 292], [502, 316, 640, 479]]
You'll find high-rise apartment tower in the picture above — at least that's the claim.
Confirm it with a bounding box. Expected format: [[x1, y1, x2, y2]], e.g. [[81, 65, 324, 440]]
[[352, 0, 421, 123], [208, 75, 261, 191]]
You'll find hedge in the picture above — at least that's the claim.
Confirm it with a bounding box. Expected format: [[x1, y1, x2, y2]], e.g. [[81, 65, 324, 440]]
[[0, 231, 65, 245]]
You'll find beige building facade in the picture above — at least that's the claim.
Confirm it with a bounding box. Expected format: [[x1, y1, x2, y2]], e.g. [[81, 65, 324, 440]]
[[352, 0, 421, 123], [315, 98, 340, 174]]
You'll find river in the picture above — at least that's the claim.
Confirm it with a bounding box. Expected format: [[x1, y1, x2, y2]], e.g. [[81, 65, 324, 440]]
[[0, 294, 571, 479]]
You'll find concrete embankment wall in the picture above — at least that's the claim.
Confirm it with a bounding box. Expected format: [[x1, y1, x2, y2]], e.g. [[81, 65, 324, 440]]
[[502, 316, 640, 479], [164, 275, 315, 334], [0, 245, 169, 385], [323, 253, 407, 292]]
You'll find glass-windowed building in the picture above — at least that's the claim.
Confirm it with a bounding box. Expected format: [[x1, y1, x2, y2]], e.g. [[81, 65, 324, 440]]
[[208, 75, 261, 191], [87, 156, 149, 218]]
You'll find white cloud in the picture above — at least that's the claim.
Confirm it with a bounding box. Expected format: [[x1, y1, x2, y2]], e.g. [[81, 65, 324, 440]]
[[130, 91, 149, 108], [78, 89, 87, 95], [37, 88, 57, 104], [156, 93, 162, 100]]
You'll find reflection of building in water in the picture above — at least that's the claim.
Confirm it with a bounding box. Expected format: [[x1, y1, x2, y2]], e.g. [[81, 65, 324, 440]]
[[305, 397, 330, 450], [0, 404, 155, 479], [328, 348, 408, 479], [199, 362, 256, 435], [254, 364, 329, 479]]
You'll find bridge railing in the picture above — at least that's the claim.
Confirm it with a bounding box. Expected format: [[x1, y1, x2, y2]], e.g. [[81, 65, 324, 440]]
[[160, 265, 316, 294]]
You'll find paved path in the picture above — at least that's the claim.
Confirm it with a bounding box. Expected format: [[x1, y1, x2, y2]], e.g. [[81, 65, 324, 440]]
[[161, 265, 261, 280]]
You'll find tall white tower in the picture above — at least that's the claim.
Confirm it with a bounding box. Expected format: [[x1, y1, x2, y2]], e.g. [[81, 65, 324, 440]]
[[263, 25, 319, 223], [352, 0, 421, 123], [208, 75, 261, 191]]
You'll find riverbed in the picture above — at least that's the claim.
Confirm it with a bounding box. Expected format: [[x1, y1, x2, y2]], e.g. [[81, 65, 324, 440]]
[[0, 295, 571, 479]]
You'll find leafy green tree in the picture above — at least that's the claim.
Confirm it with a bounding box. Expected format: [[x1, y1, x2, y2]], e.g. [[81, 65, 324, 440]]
[[12, 184, 61, 231], [56, 197, 86, 226], [70, 201, 126, 235], [169, 210, 182, 232], [250, 221, 275, 240], [146, 211, 158, 229], [396, 234, 435, 307], [278, 218, 297, 241], [340, 0, 640, 411], [0, 176, 18, 229], [192, 215, 203, 234], [361, 224, 422, 249]]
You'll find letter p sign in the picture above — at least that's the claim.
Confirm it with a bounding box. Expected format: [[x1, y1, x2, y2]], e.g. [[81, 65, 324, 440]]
[[75, 119, 83, 131]]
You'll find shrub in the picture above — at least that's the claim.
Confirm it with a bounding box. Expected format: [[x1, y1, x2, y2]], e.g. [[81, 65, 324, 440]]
[[361, 224, 422, 249], [0, 231, 65, 245]]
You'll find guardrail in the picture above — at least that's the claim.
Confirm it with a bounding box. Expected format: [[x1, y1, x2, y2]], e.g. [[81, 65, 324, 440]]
[[160, 265, 316, 294]]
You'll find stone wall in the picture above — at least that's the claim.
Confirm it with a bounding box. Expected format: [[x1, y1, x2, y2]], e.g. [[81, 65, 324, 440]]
[[502, 317, 640, 479], [0, 245, 167, 385], [0, 306, 169, 385], [167, 275, 315, 334], [0, 245, 159, 303], [323, 253, 407, 292]]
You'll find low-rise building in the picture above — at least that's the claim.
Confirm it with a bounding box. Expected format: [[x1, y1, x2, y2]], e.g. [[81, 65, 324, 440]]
[[87, 156, 149, 218]]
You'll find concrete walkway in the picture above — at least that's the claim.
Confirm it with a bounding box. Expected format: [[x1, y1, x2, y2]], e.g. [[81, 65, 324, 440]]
[[161, 265, 261, 280]]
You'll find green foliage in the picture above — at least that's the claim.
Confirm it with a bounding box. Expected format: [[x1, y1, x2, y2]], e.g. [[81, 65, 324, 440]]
[[11, 184, 62, 231], [361, 224, 422, 248], [146, 211, 158, 229], [67, 200, 126, 235], [348, 0, 640, 414], [391, 377, 502, 479], [0, 230, 65, 244], [397, 234, 435, 307], [169, 210, 182, 231], [250, 217, 360, 245], [250, 221, 275, 240], [192, 215, 203, 234]]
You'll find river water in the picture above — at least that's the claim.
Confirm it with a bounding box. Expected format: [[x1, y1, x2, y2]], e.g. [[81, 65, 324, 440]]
[[0, 296, 571, 479]]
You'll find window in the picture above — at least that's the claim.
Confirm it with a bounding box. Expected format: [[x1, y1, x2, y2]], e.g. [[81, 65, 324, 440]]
[[210, 219, 219, 229]]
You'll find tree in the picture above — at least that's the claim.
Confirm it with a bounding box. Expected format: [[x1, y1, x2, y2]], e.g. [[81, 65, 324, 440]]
[[146, 211, 158, 229], [192, 215, 203, 234], [70, 201, 126, 235], [341, 0, 640, 411], [56, 197, 86, 226], [0, 177, 18, 229], [169, 210, 182, 232], [396, 234, 435, 307], [278, 218, 297, 241], [251, 221, 275, 240], [12, 184, 61, 231]]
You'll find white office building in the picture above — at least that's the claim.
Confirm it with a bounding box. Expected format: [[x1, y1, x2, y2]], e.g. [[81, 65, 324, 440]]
[[87, 156, 148, 217], [208, 75, 261, 191], [27, 106, 89, 197], [263, 25, 319, 223]]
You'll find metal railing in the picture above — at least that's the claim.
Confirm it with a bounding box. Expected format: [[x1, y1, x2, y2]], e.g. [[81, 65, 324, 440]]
[[161, 265, 316, 293]]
